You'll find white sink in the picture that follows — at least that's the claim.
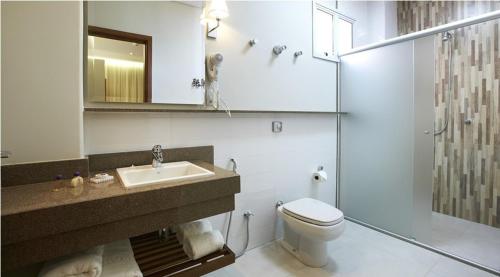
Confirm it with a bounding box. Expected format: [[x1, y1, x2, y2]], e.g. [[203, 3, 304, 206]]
[[116, 161, 215, 189]]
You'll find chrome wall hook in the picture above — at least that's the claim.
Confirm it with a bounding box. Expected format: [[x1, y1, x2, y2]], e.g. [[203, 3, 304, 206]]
[[294, 51, 303, 57], [249, 39, 258, 46]]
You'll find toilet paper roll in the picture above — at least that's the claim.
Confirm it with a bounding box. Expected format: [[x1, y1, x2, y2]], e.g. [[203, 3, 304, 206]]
[[312, 170, 328, 182]]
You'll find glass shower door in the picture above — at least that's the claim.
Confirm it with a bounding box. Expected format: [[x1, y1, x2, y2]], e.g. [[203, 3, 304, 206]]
[[340, 23, 500, 273], [339, 38, 435, 239]]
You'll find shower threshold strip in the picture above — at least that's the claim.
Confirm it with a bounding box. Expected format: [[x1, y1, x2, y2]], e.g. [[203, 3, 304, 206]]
[[345, 217, 500, 276]]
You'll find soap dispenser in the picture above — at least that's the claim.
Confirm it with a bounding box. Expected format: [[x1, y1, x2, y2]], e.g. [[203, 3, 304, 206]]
[[70, 171, 84, 187]]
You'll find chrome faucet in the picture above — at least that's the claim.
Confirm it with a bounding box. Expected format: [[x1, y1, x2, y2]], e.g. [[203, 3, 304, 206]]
[[152, 145, 163, 168]]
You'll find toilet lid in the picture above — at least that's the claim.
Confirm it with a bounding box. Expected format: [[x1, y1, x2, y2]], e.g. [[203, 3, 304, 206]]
[[283, 198, 344, 226]]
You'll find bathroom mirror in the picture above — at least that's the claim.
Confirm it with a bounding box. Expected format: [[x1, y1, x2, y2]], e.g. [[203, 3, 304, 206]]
[[86, 1, 205, 105]]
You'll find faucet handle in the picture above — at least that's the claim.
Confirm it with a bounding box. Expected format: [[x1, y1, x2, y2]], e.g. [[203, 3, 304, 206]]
[[152, 144, 162, 151], [152, 145, 163, 162]]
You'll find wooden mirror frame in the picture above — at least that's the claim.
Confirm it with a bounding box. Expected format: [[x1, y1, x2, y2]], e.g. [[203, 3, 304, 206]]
[[88, 25, 153, 102]]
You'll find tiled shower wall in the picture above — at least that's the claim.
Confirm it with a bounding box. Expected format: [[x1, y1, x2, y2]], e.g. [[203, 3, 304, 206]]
[[398, 1, 500, 227]]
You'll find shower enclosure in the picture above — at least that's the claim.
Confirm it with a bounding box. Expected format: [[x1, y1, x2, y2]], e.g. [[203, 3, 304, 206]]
[[338, 12, 500, 274]]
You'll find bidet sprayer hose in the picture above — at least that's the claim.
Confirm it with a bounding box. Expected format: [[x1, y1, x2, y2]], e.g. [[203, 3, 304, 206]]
[[225, 210, 254, 258]]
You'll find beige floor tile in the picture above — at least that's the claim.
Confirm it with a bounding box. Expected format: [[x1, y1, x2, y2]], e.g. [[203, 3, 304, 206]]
[[430, 212, 500, 271], [206, 220, 497, 277]]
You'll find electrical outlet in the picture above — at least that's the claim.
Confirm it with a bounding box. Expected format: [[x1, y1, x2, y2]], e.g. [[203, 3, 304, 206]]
[[272, 121, 283, 133]]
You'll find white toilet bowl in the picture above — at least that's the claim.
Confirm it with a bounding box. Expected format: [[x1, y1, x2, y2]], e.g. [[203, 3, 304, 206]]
[[277, 198, 345, 267]]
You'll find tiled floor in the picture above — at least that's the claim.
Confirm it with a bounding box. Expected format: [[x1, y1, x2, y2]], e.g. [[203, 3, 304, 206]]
[[430, 212, 500, 271], [206, 221, 496, 277]]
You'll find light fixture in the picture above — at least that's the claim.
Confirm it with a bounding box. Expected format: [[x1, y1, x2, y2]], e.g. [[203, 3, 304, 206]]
[[207, 0, 229, 19], [203, 0, 229, 39], [88, 56, 144, 68]]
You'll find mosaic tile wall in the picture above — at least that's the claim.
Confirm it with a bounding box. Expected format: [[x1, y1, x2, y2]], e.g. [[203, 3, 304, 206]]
[[398, 1, 500, 227]]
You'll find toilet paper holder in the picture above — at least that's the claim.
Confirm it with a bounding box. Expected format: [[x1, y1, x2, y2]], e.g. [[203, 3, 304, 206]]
[[313, 166, 327, 182]]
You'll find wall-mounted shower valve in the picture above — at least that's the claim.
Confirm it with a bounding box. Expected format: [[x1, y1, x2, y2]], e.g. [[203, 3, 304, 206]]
[[243, 211, 255, 217]]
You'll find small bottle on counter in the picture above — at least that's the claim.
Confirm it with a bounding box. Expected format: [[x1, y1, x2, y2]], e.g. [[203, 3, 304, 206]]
[[70, 171, 84, 187], [52, 174, 64, 192]]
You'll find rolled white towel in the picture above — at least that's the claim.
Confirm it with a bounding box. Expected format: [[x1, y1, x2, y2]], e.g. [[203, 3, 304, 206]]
[[176, 220, 212, 243], [101, 240, 143, 277], [38, 246, 104, 277], [182, 230, 224, 260]]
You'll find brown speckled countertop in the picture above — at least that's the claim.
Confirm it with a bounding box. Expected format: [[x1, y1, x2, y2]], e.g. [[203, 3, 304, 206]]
[[1, 146, 241, 271], [2, 160, 240, 248], [1, 161, 235, 216]]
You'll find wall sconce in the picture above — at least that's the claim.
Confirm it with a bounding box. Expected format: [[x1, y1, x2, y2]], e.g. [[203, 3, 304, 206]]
[[202, 0, 229, 39]]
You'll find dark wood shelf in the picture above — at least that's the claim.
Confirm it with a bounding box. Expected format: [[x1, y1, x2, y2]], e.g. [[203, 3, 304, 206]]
[[130, 232, 235, 277]]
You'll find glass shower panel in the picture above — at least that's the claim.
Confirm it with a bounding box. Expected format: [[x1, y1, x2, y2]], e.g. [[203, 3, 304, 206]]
[[412, 36, 435, 244], [339, 41, 415, 238]]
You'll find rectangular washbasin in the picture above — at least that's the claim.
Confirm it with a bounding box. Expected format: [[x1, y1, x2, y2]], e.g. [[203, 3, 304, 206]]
[[116, 161, 215, 189]]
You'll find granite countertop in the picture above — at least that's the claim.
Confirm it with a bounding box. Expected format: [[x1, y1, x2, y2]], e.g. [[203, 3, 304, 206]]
[[1, 156, 241, 271], [1, 161, 237, 216]]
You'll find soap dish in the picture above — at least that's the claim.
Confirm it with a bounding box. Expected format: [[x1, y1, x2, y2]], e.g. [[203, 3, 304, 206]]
[[90, 173, 114, 184]]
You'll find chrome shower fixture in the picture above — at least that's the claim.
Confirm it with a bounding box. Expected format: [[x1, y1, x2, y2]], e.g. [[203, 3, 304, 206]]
[[442, 31, 452, 41], [434, 30, 454, 136]]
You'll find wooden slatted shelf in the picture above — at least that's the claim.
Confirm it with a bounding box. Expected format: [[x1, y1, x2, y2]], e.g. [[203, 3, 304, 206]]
[[130, 232, 235, 277]]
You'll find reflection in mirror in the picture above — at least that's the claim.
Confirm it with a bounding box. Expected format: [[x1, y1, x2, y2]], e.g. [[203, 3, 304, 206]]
[[86, 1, 205, 105], [87, 27, 151, 103]]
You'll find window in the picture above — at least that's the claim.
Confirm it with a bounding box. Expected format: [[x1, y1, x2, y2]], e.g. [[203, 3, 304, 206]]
[[313, 2, 354, 62]]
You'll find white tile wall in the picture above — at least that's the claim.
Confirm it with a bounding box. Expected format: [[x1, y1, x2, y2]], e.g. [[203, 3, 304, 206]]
[[84, 112, 337, 250]]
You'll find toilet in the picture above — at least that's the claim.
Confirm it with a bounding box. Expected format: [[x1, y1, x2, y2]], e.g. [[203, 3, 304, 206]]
[[277, 198, 345, 267]]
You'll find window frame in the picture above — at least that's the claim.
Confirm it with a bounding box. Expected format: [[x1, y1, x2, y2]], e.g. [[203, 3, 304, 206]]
[[312, 1, 355, 62]]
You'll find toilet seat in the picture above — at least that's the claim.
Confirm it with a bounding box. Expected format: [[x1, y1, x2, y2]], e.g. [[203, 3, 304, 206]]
[[282, 198, 343, 226]]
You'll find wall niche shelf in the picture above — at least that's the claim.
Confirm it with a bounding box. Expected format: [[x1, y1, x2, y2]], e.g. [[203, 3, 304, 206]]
[[84, 107, 343, 115]]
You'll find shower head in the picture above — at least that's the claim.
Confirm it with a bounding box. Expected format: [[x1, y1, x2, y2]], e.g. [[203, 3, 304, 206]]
[[442, 31, 453, 42]]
